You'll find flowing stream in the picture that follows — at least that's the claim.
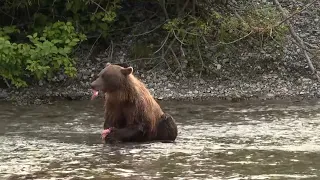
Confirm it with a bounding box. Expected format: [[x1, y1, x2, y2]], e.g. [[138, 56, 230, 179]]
[[1, 99, 320, 179]]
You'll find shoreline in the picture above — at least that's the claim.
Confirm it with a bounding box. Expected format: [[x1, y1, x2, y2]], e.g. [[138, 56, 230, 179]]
[[1, 88, 318, 106], [1, 72, 320, 105]]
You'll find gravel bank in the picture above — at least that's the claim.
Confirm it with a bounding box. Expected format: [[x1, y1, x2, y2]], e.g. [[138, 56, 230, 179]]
[[0, 1, 319, 105], [1, 69, 320, 105]]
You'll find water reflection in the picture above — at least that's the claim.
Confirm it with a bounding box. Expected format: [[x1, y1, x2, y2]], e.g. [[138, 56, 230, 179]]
[[1, 99, 320, 179]]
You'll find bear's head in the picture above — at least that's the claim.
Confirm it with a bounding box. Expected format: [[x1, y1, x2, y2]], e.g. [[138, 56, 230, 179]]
[[90, 63, 133, 100]]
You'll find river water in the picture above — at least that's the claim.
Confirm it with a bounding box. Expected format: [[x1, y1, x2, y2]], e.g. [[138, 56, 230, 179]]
[[1, 99, 320, 179]]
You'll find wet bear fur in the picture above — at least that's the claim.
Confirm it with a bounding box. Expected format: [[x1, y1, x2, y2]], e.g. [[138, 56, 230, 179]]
[[90, 63, 178, 144]]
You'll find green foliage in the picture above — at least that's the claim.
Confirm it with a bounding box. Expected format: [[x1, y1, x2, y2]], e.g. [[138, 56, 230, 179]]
[[0, 0, 122, 88], [1, 0, 122, 37], [161, 2, 288, 47], [0, 0, 292, 85], [0, 36, 27, 87], [0, 26, 20, 40], [0, 22, 86, 87], [163, 16, 212, 45], [64, 0, 122, 37], [219, 5, 288, 43], [159, 2, 290, 75]]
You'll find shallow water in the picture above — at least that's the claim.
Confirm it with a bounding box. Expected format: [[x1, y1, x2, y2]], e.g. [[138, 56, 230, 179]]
[[1, 99, 320, 179]]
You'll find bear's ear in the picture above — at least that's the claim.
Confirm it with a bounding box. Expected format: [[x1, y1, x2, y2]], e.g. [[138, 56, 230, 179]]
[[120, 67, 133, 76]]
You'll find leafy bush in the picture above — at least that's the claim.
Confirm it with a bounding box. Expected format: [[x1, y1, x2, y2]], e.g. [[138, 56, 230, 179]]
[[0, 0, 122, 88], [219, 5, 288, 43], [0, 36, 27, 87], [0, 22, 86, 87], [159, 2, 288, 73], [163, 16, 212, 45]]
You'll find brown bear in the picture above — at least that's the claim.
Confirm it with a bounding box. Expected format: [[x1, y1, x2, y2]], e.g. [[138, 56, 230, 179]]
[[90, 62, 178, 144]]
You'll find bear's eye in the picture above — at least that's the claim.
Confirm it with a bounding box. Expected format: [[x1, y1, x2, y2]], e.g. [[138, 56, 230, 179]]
[[101, 73, 106, 79]]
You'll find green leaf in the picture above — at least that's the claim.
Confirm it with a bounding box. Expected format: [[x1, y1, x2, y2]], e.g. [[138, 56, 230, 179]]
[[66, 2, 72, 10], [68, 41, 78, 47], [3, 48, 10, 55], [63, 47, 72, 53], [72, 38, 80, 42], [52, 39, 62, 44]]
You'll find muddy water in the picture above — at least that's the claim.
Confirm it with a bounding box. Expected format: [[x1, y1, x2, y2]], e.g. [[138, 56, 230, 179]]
[[1, 99, 320, 179]]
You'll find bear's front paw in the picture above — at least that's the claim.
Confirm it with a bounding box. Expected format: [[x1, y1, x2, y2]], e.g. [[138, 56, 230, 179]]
[[101, 127, 113, 140], [105, 128, 118, 139], [104, 128, 120, 143]]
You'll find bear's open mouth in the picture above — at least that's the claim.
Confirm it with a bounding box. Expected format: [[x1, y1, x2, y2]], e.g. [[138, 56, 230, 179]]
[[91, 89, 99, 100]]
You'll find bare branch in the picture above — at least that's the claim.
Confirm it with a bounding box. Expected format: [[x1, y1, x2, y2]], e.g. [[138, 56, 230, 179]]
[[124, 57, 161, 63], [154, 32, 171, 54], [192, 0, 196, 16], [86, 33, 102, 61], [163, 34, 179, 56], [161, 46, 173, 73], [159, 0, 169, 19], [180, 32, 187, 57], [173, 30, 187, 45], [196, 37, 205, 79], [90, 0, 107, 12], [110, 40, 114, 61], [2, 77, 11, 88], [133, 21, 167, 37], [272, 0, 319, 80], [178, 0, 190, 17], [219, 31, 253, 45], [274, 0, 318, 28], [170, 47, 186, 78]]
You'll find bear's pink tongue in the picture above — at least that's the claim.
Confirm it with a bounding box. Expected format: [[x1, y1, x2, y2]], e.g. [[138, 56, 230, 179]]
[[91, 89, 99, 100]]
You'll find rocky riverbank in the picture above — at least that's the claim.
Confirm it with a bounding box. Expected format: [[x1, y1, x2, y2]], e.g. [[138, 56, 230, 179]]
[[0, 0, 319, 105], [1, 66, 320, 105]]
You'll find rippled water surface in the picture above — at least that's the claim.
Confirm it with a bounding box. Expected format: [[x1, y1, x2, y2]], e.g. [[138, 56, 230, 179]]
[[2, 99, 320, 179]]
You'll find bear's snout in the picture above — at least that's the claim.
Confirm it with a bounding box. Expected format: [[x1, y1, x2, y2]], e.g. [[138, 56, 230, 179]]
[[90, 77, 105, 92], [90, 81, 98, 90], [90, 82, 94, 89]]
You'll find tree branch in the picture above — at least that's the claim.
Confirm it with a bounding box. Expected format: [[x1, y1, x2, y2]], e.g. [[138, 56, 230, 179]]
[[91, 0, 107, 12], [86, 33, 102, 61], [159, 0, 169, 19], [170, 47, 185, 78], [154, 32, 170, 54], [2, 77, 11, 88], [133, 21, 167, 37], [274, 0, 318, 28], [196, 37, 205, 79], [272, 0, 319, 80]]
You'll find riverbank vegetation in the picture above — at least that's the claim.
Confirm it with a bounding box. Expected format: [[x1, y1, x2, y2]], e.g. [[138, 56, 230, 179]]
[[0, 0, 318, 88]]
